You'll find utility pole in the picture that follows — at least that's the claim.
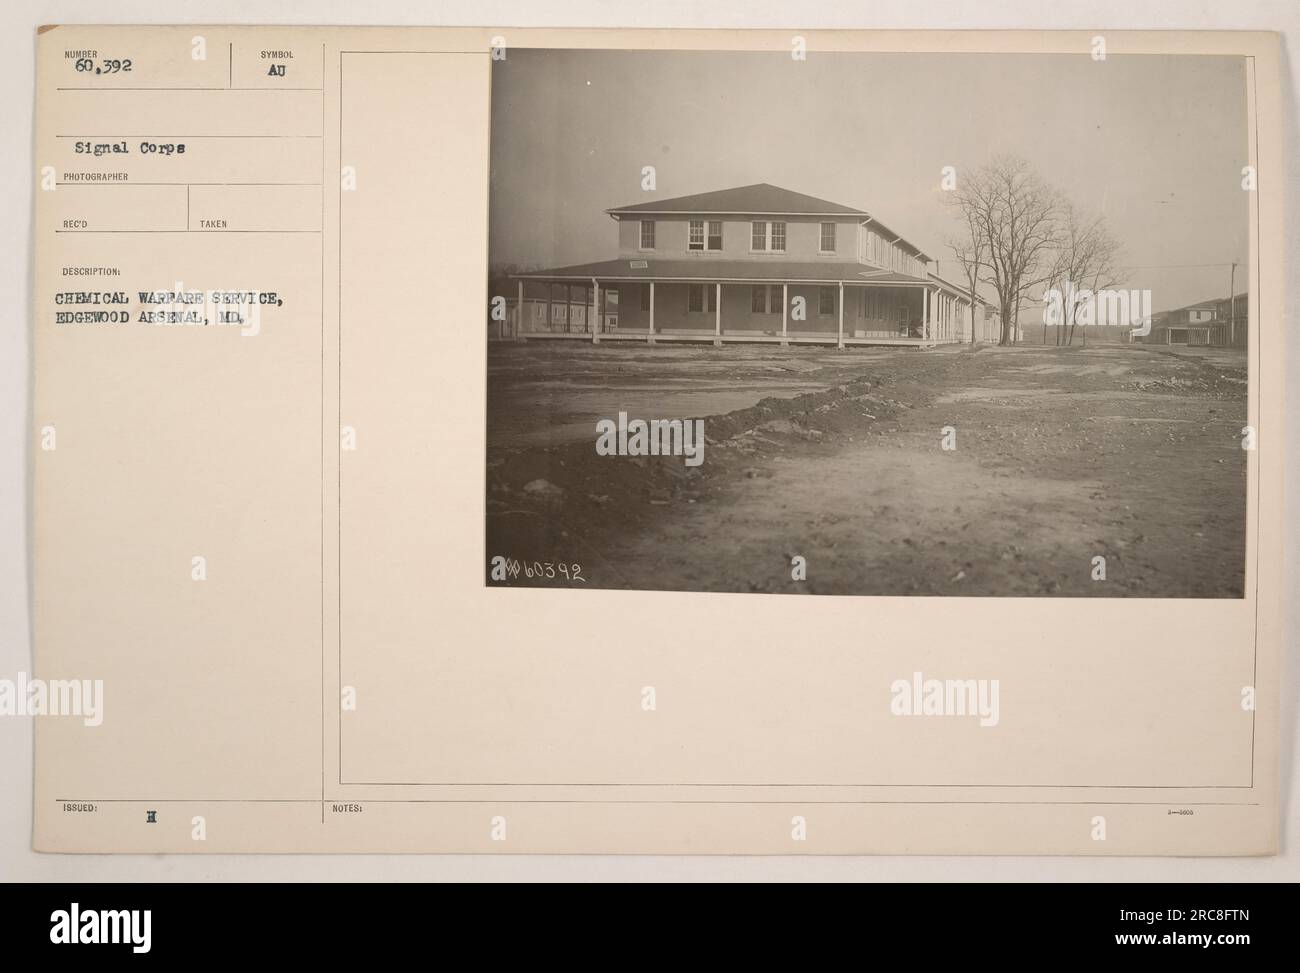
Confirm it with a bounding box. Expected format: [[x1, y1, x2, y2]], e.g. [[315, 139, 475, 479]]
[[1228, 262, 1237, 346]]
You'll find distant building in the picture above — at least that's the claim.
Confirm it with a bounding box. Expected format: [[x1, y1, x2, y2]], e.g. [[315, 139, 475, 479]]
[[1144, 294, 1247, 348], [1181, 303, 1218, 324]]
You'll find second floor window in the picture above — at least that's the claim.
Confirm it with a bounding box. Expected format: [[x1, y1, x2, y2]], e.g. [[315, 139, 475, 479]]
[[819, 222, 837, 253], [689, 220, 723, 252], [640, 220, 655, 250], [750, 221, 787, 252]]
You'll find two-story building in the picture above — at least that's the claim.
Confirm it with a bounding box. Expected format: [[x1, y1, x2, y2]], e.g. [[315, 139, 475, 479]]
[[1143, 298, 1248, 347], [508, 183, 996, 348]]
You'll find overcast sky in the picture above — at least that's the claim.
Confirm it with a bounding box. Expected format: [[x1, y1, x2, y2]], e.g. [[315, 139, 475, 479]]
[[489, 50, 1249, 312]]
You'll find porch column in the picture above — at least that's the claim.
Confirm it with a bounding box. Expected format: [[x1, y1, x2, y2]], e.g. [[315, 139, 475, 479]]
[[648, 282, 655, 345], [714, 282, 722, 346], [922, 288, 929, 340], [781, 283, 788, 345], [837, 281, 845, 349], [591, 279, 600, 344], [515, 279, 523, 339]]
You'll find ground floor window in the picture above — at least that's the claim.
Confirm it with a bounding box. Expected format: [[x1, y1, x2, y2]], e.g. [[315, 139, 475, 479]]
[[688, 283, 717, 314], [818, 286, 836, 317], [768, 285, 783, 314], [751, 285, 784, 314], [549, 283, 569, 326], [640, 284, 651, 312]]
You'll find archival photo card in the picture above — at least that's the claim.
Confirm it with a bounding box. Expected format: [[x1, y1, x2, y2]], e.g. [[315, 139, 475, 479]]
[[28, 26, 1282, 856]]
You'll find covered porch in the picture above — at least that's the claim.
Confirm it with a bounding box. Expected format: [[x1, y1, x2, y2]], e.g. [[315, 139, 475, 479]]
[[506, 262, 980, 349]]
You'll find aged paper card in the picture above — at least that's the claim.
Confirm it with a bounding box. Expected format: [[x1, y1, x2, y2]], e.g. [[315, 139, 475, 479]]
[[31, 26, 1283, 853]]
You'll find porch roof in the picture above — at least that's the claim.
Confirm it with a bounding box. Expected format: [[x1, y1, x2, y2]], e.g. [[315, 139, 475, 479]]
[[928, 271, 995, 306], [512, 258, 933, 287]]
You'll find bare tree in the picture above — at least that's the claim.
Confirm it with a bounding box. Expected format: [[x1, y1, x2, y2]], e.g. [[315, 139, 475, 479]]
[[954, 157, 1060, 346], [1039, 203, 1124, 345], [946, 203, 987, 346], [1067, 212, 1122, 346]]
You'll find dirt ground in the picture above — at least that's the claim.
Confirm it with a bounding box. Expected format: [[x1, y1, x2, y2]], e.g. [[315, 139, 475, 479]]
[[486, 341, 1247, 597]]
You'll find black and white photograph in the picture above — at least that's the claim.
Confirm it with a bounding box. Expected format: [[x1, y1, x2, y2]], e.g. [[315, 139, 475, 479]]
[[487, 49, 1251, 597]]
